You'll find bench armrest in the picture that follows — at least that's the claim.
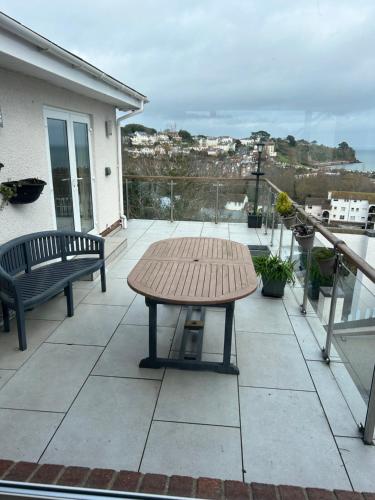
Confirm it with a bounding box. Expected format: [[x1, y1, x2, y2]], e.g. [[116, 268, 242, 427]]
[[0, 266, 18, 303]]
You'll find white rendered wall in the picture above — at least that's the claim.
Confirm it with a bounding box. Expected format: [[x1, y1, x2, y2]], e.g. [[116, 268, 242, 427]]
[[0, 67, 120, 244]]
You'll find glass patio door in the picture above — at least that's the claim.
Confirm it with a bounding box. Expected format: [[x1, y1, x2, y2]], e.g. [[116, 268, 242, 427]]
[[45, 109, 95, 233]]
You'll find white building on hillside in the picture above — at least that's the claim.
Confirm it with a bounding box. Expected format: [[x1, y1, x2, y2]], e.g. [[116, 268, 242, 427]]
[[305, 197, 331, 221], [328, 191, 375, 224]]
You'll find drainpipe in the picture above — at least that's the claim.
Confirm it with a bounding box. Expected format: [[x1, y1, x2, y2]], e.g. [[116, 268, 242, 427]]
[[116, 101, 145, 228]]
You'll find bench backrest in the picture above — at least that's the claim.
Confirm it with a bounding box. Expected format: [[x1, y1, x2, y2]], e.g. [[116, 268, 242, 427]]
[[0, 231, 103, 277]]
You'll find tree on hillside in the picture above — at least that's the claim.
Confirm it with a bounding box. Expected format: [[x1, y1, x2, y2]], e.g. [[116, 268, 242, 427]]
[[338, 141, 349, 150], [178, 129, 193, 142], [286, 135, 296, 147], [122, 124, 157, 136], [250, 130, 270, 142]]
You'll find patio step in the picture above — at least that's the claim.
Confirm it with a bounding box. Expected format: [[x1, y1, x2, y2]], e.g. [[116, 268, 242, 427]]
[[0, 459, 366, 498]]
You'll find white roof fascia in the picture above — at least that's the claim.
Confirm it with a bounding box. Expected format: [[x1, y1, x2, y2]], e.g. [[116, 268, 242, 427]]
[[0, 12, 148, 111]]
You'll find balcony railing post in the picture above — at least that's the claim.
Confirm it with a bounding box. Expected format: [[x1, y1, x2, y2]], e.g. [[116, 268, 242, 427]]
[[264, 187, 272, 235], [300, 248, 312, 315], [270, 196, 276, 247], [289, 231, 295, 261], [322, 251, 343, 362], [362, 365, 375, 444], [278, 222, 284, 258], [125, 178, 129, 219], [215, 183, 219, 224], [170, 180, 174, 223]]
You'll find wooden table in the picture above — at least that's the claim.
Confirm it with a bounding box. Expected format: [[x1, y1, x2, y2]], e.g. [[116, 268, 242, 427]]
[[127, 237, 257, 374]]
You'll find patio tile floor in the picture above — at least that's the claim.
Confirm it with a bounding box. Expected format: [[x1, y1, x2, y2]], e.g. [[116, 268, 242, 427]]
[[0, 219, 374, 491]]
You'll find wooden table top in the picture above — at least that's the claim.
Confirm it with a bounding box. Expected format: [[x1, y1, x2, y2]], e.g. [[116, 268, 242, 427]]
[[127, 237, 257, 305]]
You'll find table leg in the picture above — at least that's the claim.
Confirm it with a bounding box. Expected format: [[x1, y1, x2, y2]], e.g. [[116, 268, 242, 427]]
[[139, 298, 159, 368], [222, 302, 237, 373]]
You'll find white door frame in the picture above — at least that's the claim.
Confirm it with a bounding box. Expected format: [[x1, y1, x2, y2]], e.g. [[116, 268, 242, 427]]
[[43, 106, 97, 233]]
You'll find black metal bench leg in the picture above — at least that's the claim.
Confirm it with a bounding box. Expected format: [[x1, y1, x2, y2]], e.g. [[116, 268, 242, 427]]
[[65, 283, 74, 317], [100, 264, 106, 292], [15, 304, 27, 351], [139, 298, 159, 368], [1, 302, 10, 332]]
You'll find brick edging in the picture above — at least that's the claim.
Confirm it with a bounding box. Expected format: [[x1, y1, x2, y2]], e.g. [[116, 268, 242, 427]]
[[0, 460, 373, 500]]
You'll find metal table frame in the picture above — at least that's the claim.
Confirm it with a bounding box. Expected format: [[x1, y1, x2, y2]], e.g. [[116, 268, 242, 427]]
[[139, 297, 238, 375]]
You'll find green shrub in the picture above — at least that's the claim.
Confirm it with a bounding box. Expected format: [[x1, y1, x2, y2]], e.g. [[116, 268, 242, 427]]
[[275, 192, 295, 217], [253, 254, 295, 285]]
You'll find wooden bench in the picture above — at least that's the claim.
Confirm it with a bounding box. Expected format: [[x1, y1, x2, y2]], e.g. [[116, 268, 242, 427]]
[[0, 230, 106, 351]]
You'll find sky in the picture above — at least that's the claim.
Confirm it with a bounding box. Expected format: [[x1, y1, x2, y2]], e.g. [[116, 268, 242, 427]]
[[1, 0, 375, 147]]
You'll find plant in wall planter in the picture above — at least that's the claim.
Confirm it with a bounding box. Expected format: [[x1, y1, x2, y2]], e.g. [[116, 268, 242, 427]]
[[293, 224, 315, 250], [253, 254, 295, 298], [275, 191, 296, 229], [313, 247, 336, 277], [0, 178, 46, 205], [0, 184, 17, 210]]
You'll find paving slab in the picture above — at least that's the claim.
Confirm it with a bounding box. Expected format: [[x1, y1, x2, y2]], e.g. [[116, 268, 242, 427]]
[[336, 436, 375, 491], [237, 332, 314, 390], [26, 289, 89, 321], [235, 295, 293, 334], [47, 304, 127, 346], [307, 360, 359, 437], [289, 315, 323, 361], [107, 258, 139, 278], [93, 324, 175, 380], [121, 295, 181, 327], [0, 409, 62, 462], [0, 369, 15, 389], [240, 387, 351, 489], [0, 319, 61, 370], [0, 343, 102, 412], [154, 368, 239, 426], [41, 376, 160, 470], [83, 278, 136, 307], [140, 421, 242, 480]]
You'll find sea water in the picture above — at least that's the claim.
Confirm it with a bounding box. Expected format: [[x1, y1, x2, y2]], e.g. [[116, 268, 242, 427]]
[[341, 149, 375, 172]]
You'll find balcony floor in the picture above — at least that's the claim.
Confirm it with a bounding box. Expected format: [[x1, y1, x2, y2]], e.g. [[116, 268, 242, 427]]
[[0, 220, 374, 491]]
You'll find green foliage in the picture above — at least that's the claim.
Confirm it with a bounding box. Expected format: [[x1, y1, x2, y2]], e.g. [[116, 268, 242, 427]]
[[250, 130, 270, 142], [275, 192, 294, 216], [253, 254, 295, 285], [0, 183, 16, 210], [122, 124, 157, 136], [286, 135, 296, 147], [178, 129, 193, 142], [313, 247, 335, 261]]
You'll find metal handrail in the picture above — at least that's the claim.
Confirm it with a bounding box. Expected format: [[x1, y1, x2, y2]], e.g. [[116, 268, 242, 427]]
[[265, 178, 375, 284], [123, 174, 375, 284]]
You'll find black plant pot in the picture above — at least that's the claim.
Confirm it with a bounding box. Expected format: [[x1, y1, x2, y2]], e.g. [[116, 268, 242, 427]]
[[248, 214, 262, 228], [261, 277, 287, 298], [2, 178, 47, 204], [316, 256, 336, 277]]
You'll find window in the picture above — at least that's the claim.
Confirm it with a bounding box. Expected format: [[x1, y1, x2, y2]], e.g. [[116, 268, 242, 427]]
[[356, 208, 359, 211], [333, 198, 338, 201], [308, 205, 312, 209], [341, 207, 345, 211], [339, 215, 345, 220], [362, 217, 366, 220], [334, 206, 337, 210], [351, 208, 354, 211], [333, 214, 336, 218], [350, 216, 355, 220]]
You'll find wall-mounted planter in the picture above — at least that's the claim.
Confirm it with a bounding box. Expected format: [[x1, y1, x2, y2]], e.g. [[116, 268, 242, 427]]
[[247, 214, 262, 228], [1, 178, 46, 204]]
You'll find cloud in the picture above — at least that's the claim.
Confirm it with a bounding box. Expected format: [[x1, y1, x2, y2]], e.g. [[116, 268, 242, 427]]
[[1, 0, 375, 145]]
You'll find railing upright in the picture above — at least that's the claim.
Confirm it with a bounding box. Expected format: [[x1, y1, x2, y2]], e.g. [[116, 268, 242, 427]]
[[300, 248, 312, 315], [170, 181, 175, 223], [270, 193, 276, 247], [363, 366, 375, 444], [278, 223, 284, 258], [322, 250, 343, 361], [214, 183, 220, 224], [125, 178, 129, 218]]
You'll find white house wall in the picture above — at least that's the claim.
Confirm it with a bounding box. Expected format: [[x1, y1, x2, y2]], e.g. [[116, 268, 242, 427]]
[[0, 67, 120, 244]]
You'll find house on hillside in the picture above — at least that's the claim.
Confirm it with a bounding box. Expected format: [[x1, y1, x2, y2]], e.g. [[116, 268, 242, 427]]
[[305, 197, 331, 221], [0, 12, 148, 244], [328, 191, 375, 225]]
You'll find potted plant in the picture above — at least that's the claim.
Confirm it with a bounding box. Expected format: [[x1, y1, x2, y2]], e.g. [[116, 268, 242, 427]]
[[293, 224, 315, 250], [248, 209, 262, 228], [299, 247, 334, 300], [253, 254, 295, 298], [313, 247, 336, 277], [0, 178, 46, 204], [275, 191, 296, 229]]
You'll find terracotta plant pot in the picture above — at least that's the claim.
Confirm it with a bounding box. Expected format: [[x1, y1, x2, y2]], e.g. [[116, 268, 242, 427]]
[[282, 214, 297, 229]]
